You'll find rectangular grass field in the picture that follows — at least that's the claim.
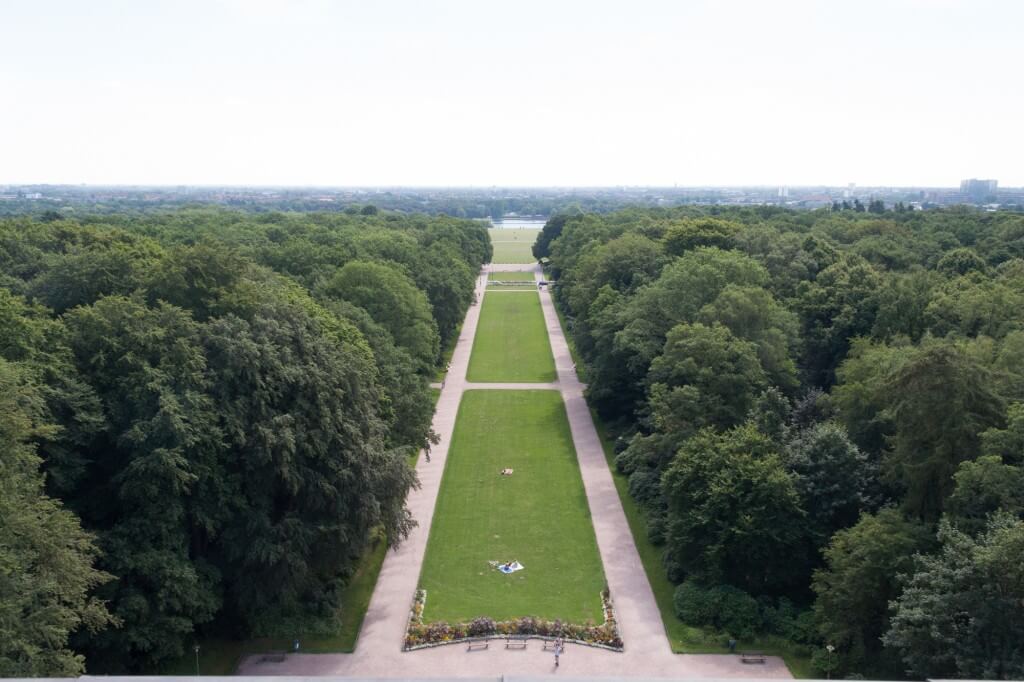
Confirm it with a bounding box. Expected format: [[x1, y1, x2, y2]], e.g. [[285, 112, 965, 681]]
[[490, 270, 536, 281], [467, 291, 556, 382], [418, 390, 606, 623], [488, 270, 537, 290], [489, 228, 540, 264]]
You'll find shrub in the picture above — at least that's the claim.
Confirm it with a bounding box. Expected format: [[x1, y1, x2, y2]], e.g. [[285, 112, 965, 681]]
[[615, 447, 639, 474], [760, 597, 815, 644], [673, 580, 762, 639], [628, 468, 662, 507], [674, 580, 718, 625], [646, 510, 666, 545]]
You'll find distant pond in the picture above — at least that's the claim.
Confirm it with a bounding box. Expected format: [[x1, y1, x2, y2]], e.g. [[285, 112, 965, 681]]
[[488, 217, 548, 230]]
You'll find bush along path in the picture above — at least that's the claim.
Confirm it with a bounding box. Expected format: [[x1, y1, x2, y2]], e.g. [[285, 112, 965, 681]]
[[237, 263, 792, 678]]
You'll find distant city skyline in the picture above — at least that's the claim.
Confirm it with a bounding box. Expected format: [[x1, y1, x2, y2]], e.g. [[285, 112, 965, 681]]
[[2, 0, 1022, 186]]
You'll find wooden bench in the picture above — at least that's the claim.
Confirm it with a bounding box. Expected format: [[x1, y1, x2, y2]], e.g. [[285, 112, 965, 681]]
[[466, 640, 489, 651], [740, 652, 766, 664], [259, 651, 287, 663], [541, 641, 559, 651], [505, 635, 529, 649]]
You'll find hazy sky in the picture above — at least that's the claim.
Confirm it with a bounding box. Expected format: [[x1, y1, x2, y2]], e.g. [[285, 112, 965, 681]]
[[1, 0, 1021, 187]]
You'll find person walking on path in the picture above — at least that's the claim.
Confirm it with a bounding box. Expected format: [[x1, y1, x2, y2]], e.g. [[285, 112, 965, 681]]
[[554, 637, 564, 668]]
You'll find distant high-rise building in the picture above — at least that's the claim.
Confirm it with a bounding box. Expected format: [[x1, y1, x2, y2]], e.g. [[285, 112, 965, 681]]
[[843, 183, 855, 199], [960, 178, 998, 201]]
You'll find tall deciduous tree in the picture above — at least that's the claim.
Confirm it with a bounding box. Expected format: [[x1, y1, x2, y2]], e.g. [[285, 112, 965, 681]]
[[811, 508, 933, 676], [646, 322, 768, 434], [0, 359, 116, 677], [882, 341, 1005, 519], [796, 255, 882, 386], [945, 455, 1024, 534], [200, 283, 417, 633], [62, 296, 222, 671], [662, 217, 741, 256], [785, 422, 876, 546], [662, 425, 806, 593], [698, 284, 800, 392], [884, 515, 1024, 680], [320, 260, 439, 373]]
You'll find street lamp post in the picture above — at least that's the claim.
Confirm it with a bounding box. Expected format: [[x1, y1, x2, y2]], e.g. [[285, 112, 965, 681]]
[[826, 644, 835, 680], [193, 645, 200, 677]]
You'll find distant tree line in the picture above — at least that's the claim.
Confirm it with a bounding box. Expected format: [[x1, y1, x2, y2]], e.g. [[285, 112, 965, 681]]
[[537, 205, 1024, 679], [0, 194, 605, 220], [0, 209, 490, 674]]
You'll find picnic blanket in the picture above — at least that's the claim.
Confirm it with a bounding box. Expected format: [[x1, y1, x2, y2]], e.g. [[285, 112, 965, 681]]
[[491, 560, 525, 574]]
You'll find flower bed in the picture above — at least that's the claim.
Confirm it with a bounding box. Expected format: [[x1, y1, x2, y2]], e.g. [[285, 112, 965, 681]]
[[403, 587, 623, 651]]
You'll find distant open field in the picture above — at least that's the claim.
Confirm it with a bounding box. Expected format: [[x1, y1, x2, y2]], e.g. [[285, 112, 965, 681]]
[[490, 270, 535, 281], [488, 270, 536, 290], [417, 390, 606, 623], [467, 292, 555, 382], [489, 228, 540, 264]]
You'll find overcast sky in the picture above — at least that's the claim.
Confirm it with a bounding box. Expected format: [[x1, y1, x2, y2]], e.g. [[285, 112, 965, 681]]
[[1, 0, 1021, 187]]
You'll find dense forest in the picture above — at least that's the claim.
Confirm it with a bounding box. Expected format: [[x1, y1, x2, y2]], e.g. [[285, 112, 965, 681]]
[[537, 206, 1024, 680], [0, 209, 490, 674]]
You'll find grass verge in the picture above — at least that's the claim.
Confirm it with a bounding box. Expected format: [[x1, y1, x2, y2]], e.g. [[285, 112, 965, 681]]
[[418, 389, 606, 623], [434, 320, 464, 382], [467, 292, 555, 382]]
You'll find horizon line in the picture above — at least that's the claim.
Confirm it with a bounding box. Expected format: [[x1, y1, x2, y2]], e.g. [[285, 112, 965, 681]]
[[1, 182, 1017, 191]]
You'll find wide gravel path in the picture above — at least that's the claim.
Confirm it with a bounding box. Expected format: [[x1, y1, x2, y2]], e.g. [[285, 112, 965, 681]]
[[237, 263, 791, 678]]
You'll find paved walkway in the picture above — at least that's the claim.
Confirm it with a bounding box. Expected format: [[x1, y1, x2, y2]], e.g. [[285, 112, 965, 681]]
[[237, 264, 791, 678]]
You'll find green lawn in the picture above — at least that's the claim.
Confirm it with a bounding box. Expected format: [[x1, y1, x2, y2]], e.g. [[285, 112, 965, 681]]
[[490, 270, 536, 281], [489, 228, 540, 263], [418, 390, 605, 623], [467, 292, 556, 382], [158, 532, 390, 674], [488, 271, 536, 291]]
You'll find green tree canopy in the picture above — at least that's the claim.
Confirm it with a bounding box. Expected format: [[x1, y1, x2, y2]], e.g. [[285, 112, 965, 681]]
[[811, 508, 933, 676], [662, 425, 806, 593], [784, 422, 876, 546], [319, 260, 440, 372], [663, 217, 742, 256], [884, 514, 1024, 679], [882, 341, 1005, 519], [945, 455, 1024, 535], [646, 322, 769, 435], [0, 359, 116, 677]]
